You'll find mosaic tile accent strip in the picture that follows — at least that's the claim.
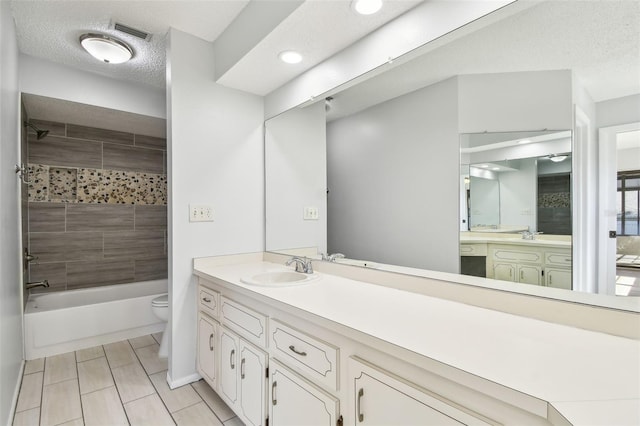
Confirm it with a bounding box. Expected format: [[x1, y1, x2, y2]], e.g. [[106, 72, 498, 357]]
[[136, 174, 167, 205], [103, 170, 139, 204], [538, 192, 570, 208], [77, 168, 103, 203], [28, 164, 49, 201], [49, 167, 77, 202]]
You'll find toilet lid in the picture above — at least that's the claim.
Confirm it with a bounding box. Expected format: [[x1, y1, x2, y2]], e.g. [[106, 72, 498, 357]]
[[152, 294, 168, 307]]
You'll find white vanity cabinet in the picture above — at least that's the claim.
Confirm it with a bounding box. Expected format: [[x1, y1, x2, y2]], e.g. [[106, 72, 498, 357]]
[[270, 359, 340, 426], [348, 358, 492, 426], [197, 312, 218, 388], [490, 246, 543, 285], [544, 251, 572, 290], [219, 326, 268, 426]]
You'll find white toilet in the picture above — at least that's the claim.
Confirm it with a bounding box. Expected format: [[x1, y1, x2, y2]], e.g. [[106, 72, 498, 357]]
[[151, 294, 169, 358]]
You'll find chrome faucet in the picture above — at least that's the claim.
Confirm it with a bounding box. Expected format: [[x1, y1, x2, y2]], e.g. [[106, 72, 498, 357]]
[[322, 253, 345, 262], [521, 230, 541, 240], [286, 257, 314, 274], [26, 280, 49, 290]]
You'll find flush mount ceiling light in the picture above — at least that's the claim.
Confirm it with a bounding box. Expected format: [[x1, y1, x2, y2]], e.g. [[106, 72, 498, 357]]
[[352, 0, 383, 15], [80, 33, 133, 64], [548, 154, 569, 163], [278, 50, 303, 64]]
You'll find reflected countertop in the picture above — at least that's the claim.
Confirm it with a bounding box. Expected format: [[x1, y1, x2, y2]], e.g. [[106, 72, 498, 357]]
[[460, 232, 571, 249]]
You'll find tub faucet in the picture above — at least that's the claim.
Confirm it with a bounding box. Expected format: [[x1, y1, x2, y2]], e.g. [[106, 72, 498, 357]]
[[26, 280, 49, 290], [286, 257, 313, 274]]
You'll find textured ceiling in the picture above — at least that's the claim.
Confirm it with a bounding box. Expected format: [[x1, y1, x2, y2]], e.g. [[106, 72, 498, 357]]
[[327, 0, 640, 121]]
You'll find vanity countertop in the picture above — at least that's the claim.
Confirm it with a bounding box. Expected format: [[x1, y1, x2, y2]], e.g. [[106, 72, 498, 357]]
[[194, 256, 639, 425], [460, 233, 572, 248]]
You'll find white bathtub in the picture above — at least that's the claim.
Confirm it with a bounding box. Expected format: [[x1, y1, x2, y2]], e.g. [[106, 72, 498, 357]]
[[24, 279, 167, 359]]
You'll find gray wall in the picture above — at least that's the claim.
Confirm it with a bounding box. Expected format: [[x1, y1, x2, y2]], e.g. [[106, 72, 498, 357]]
[[327, 77, 460, 273], [26, 119, 167, 292]]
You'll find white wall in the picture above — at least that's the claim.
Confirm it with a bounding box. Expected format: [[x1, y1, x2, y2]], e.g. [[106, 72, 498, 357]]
[[19, 54, 165, 119], [498, 158, 537, 232], [469, 176, 500, 227], [166, 28, 264, 386], [596, 94, 640, 129], [327, 77, 459, 273], [265, 102, 326, 254], [618, 147, 640, 171], [0, 2, 24, 424]]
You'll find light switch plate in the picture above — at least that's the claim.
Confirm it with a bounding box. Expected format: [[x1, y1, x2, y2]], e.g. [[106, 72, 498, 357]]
[[303, 206, 319, 220], [190, 205, 214, 222]]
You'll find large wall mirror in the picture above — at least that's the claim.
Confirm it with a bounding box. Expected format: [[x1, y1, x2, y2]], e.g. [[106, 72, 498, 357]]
[[265, 0, 640, 310]]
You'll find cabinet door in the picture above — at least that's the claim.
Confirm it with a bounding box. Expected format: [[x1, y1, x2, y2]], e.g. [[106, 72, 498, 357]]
[[197, 313, 217, 388], [219, 327, 240, 409], [269, 360, 339, 426], [546, 268, 572, 290], [239, 341, 268, 426], [349, 357, 491, 426], [493, 262, 516, 282], [517, 264, 542, 285]]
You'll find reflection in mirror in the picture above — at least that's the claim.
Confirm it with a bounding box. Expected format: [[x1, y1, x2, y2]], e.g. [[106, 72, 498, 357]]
[[265, 0, 640, 308]]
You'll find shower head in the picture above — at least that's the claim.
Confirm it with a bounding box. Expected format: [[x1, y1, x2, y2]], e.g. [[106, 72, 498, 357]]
[[24, 121, 49, 140]]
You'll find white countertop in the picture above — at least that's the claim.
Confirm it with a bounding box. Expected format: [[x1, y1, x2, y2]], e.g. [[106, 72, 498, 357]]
[[194, 258, 640, 425], [460, 234, 572, 248]]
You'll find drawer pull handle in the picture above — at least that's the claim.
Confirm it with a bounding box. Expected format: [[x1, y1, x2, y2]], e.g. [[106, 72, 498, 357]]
[[202, 297, 212, 303], [209, 333, 214, 351], [520, 270, 524, 280], [272, 381, 277, 406], [565, 258, 571, 262], [288, 345, 307, 356], [230, 349, 235, 369], [357, 388, 364, 422], [240, 358, 246, 379]]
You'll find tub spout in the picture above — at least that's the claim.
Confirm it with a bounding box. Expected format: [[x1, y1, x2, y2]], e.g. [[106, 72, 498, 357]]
[[26, 280, 49, 290]]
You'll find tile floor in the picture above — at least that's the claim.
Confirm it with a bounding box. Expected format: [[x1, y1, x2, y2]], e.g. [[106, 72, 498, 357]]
[[12, 333, 244, 426]]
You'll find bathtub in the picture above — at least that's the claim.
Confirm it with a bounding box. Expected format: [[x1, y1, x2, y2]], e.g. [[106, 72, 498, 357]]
[[24, 279, 167, 359]]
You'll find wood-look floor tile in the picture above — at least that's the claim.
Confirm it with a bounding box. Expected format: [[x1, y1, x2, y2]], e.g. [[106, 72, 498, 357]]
[[78, 357, 114, 395], [41, 379, 82, 426], [135, 343, 168, 375], [76, 346, 105, 363], [152, 332, 163, 345], [111, 362, 155, 403], [15, 372, 43, 412], [58, 418, 85, 426], [81, 386, 128, 426], [150, 372, 201, 413], [23, 357, 44, 375], [223, 417, 245, 426], [104, 340, 137, 368], [191, 380, 236, 422], [44, 352, 77, 385], [129, 334, 156, 349], [12, 407, 40, 426], [172, 401, 223, 426], [124, 393, 175, 426]]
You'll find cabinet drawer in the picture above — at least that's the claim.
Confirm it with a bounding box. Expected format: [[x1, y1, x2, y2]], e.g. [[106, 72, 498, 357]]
[[220, 297, 267, 347], [491, 247, 542, 263], [460, 243, 487, 256], [269, 319, 339, 391], [545, 251, 572, 267], [199, 286, 219, 318]]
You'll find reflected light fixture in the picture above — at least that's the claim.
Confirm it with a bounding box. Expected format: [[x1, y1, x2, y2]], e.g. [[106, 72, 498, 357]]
[[353, 0, 383, 15], [548, 154, 569, 163], [80, 33, 133, 64], [279, 50, 302, 64]]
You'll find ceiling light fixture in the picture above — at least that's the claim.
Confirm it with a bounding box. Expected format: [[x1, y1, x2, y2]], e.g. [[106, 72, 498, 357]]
[[517, 139, 532, 144], [279, 50, 303, 64], [80, 33, 133, 64], [352, 0, 383, 15], [549, 154, 569, 163]]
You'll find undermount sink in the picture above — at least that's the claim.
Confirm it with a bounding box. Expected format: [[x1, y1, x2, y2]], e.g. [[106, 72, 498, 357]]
[[240, 270, 320, 287]]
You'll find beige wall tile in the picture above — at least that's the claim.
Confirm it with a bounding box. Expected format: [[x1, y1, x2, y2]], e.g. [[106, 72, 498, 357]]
[[12, 407, 40, 426], [111, 362, 155, 403], [41, 379, 82, 426], [172, 401, 224, 426], [23, 358, 44, 375], [191, 380, 236, 422], [135, 344, 168, 375], [104, 340, 137, 369], [81, 386, 128, 426], [44, 352, 77, 385], [129, 335, 156, 349], [124, 394, 175, 426], [150, 372, 201, 413], [76, 346, 105, 363], [78, 357, 114, 395], [15, 372, 43, 412]]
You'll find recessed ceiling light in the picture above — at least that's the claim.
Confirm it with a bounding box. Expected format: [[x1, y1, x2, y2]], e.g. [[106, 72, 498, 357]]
[[80, 33, 133, 64], [352, 0, 383, 15], [279, 50, 302, 64], [549, 154, 569, 163], [517, 139, 532, 144]]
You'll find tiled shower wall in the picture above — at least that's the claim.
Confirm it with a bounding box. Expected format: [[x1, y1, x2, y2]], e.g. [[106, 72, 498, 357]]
[[26, 119, 168, 293]]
